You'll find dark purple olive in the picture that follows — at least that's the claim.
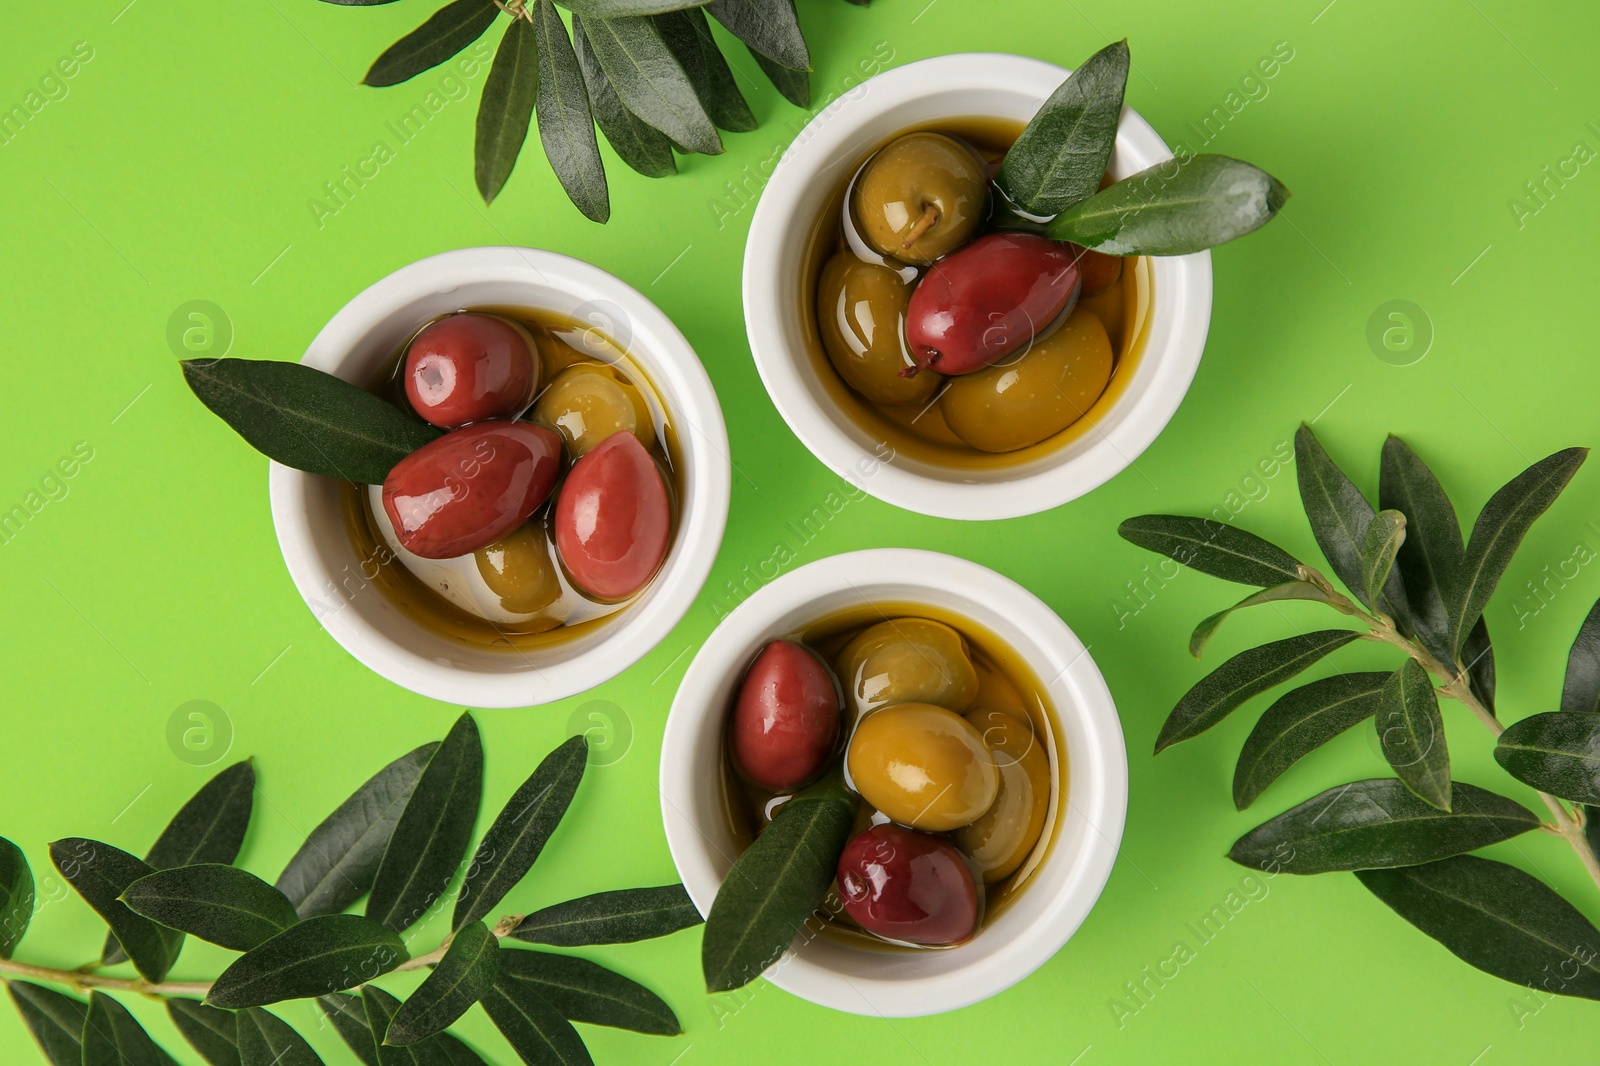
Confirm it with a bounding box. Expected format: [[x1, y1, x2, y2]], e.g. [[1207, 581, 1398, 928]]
[[837, 824, 979, 946], [729, 640, 842, 791]]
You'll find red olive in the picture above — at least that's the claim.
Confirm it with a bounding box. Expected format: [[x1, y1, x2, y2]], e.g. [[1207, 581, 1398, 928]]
[[553, 431, 671, 601], [904, 232, 1081, 376], [730, 640, 842, 791], [837, 824, 979, 946], [404, 313, 540, 429], [382, 421, 562, 560]]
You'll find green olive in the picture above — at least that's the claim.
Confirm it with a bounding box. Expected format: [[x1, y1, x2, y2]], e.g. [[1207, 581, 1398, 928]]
[[817, 253, 940, 407], [533, 363, 652, 458], [956, 709, 1050, 882], [847, 702, 998, 831], [837, 618, 979, 716], [940, 308, 1114, 453], [852, 133, 988, 266], [474, 523, 561, 615]]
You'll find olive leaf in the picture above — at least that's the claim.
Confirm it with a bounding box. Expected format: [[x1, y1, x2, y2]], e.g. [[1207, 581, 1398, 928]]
[[705, 0, 808, 69], [437, 1032, 490, 1065], [1463, 616, 1497, 716], [1494, 712, 1600, 804], [1357, 855, 1600, 1000], [655, 7, 756, 132], [480, 978, 594, 1066], [748, 47, 808, 107], [50, 839, 184, 983], [8, 981, 87, 1066], [579, 15, 722, 155], [368, 713, 483, 934], [536, 2, 611, 223], [509, 884, 702, 946], [386, 921, 499, 1045], [1155, 630, 1359, 753], [1360, 509, 1406, 610], [1188, 581, 1330, 659], [0, 836, 33, 959], [1375, 659, 1451, 810], [81, 991, 173, 1066], [276, 743, 439, 921], [561, 0, 708, 13], [207, 914, 408, 1009], [1379, 434, 1464, 663], [181, 359, 442, 486], [364, 0, 499, 87], [319, 994, 381, 1066], [237, 1007, 323, 1066], [475, 15, 540, 204], [166, 998, 241, 1066], [1233, 672, 1390, 810], [455, 735, 586, 931], [499, 947, 679, 1034], [1444, 447, 1588, 655], [1228, 780, 1538, 874], [573, 15, 677, 178], [701, 775, 854, 993], [1561, 596, 1600, 715], [995, 39, 1129, 217], [1117, 514, 1304, 587], [122, 865, 299, 952], [1046, 153, 1288, 255]]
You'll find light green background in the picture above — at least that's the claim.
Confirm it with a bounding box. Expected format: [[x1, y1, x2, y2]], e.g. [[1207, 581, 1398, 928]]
[[3, 0, 1598, 1062]]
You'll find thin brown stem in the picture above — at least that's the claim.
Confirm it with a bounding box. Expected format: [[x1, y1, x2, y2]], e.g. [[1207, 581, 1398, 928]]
[[901, 203, 941, 250]]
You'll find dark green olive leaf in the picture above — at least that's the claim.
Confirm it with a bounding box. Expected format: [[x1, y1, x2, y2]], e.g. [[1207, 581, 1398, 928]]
[[50, 838, 183, 983], [237, 1007, 323, 1066], [1462, 615, 1496, 716], [702, 775, 854, 992], [81, 991, 173, 1066], [1446, 447, 1588, 654], [1495, 712, 1600, 804], [454, 735, 586, 931], [122, 864, 298, 951], [207, 914, 408, 1009], [1228, 780, 1537, 874], [1375, 659, 1451, 810], [436, 1032, 490, 1065], [499, 947, 678, 1034], [364, 0, 499, 87], [560, 0, 705, 13], [166, 998, 240, 1066], [362, 987, 454, 1066], [1188, 581, 1329, 659], [1357, 854, 1600, 999], [276, 743, 438, 921], [573, 15, 676, 178], [182, 359, 441, 486], [705, 0, 807, 69], [1233, 672, 1390, 810], [475, 16, 540, 204], [1046, 152, 1288, 255], [509, 884, 701, 946], [1155, 630, 1359, 754], [655, 7, 755, 132], [319, 994, 380, 1066], [1561, 596, 1600, 715], [387, 921, 499, 1045], [1117, 514, 1304, 587], [8, 981, 87, 1066], [748, 47, 808, 107], [1379, 434, 1464, 662], [0, 836, 33, 958], [1360, 509, 1406, 611], [368, 714, 484, 934], [580, 15, 722, 156], [535, 2, 611, 223], [995, 40, 1128, 216], [480, 979, 594, 1066], [1586, 806, 1600, 870]]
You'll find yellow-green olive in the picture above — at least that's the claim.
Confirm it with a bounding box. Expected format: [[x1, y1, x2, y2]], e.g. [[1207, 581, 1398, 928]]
[[533, 363, 652, 458], [837, 618, 979, 715], [817, 253, 941, 407], [847, 702, 998, 831], [971, 668, 1027, 718], [956, 709, 1050, 882], [852, 133, 988, 266], [474, 523, 562, 616], [940, 308, 1114, 453]]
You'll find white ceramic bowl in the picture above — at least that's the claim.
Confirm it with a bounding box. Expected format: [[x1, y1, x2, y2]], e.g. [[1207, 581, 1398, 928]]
[[270, 247, 730, 708], [743, 53, 1214, 520], [660, 549, 1127, 1016]]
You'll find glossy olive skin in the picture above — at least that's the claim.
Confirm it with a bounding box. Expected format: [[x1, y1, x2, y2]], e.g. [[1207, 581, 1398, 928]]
[[905, 233, 1081, 376], [940, 308, 1114, 453], [846, 702, 998, 831], [837, 618, 979, 715], [956, 709, 1051, 883], [852, 133, 988, 266], [553, 431, 671, 602], [1068, 243, 1124, 297], [404, 313, 540, 429], [533, 363, 652, 459], [817, 253, 940, 407], [475, 523, 562, 616], [837, 824, 979, 945], [730, 640, 843, 791], [382, 421, 562, 560]]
